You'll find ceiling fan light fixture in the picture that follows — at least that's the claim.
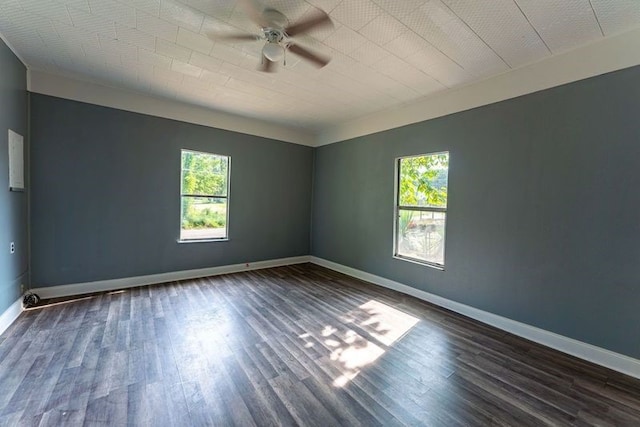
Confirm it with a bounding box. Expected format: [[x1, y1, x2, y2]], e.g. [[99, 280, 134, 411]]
[[262, 42, 285, 62]]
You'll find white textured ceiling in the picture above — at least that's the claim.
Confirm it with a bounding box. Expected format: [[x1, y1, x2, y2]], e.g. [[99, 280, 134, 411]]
[[1, 0, 639, 132]]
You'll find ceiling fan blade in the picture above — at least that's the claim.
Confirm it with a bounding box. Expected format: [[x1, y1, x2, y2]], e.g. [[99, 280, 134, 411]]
[[285, 9, 333, 37], [288, 43, 330, 68], [236, 0, 269, 28], [208, 32, 259, 42], [258, 56, 276, 73]]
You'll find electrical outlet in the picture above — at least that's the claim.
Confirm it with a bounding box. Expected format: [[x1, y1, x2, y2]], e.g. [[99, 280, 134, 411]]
[[20, 283, 25, 294], [10, 242, 15, 254]]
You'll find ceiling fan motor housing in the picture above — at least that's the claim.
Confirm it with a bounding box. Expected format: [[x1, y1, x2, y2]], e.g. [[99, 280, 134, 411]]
[[262, 27, 286, 63], [263, 28, 285, 43]]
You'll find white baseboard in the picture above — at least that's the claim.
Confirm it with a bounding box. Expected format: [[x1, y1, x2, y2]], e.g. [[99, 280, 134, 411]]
[[0, 298, 23, 337], [31, 256, 311, 300], [309, 256, 640, 380]]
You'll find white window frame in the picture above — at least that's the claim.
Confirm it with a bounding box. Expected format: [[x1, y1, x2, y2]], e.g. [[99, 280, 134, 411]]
[[179, 149, 231, 243], [393, 151, 449, 270]]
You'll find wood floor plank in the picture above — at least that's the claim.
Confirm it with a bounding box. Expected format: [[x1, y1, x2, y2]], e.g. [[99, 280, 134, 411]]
[[0, 263, 639, 426], [268, 373, 342, 427], [2, 352, 54, 417], [447, 372, 546, 426], [231, 346, 299, 427], [83, 386, 128, 426], [223, 353, 292, 427], [455, 363, 577, 425], [301, 375, 381, 427], [161, 381, 190, 427]]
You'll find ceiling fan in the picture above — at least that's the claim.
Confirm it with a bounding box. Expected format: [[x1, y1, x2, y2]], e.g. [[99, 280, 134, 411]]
[[208, 0, 334, 72]]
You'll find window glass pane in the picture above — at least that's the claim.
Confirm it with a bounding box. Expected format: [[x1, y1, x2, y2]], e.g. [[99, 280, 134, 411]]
[[181, 196, 227, 240], [181, 151, 228, 196], [399, 153, 448, 208], [397, 209, 446, 265]]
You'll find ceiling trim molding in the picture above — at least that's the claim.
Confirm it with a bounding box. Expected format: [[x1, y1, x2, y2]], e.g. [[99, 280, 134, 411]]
[[316, 26, 640, 146], [27, 70, 315, 146]]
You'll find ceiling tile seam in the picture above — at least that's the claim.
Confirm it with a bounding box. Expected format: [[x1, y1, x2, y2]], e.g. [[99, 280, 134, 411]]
[[511, 0, 552, 55], [439, 0, 511, 69], [50, 14, 63, 40], [312, 63, 420, 105], [26, 3, 73, 28], [338, 40, 451, 91], [226, 73, 353, 110], [367, 1, 466, 71], [588, 0, 605, 37], [196, 8, 207, 34], [115, 28, 152, 53], [35, 29, 51, 56], [87, 0, 95, 17], [331, 0, 380, 34], [187, 50, 206, 70], [221, 77, 308, 105], [68, 5, 119, 47], [242, 55, 349, 97], [327, 31, 452, 91], [323, 0, 341, 15], [380, 72, 446, 99], [178, 28, 213, 55], [135, 9, 178, 43], [345, 43, 451, 90]]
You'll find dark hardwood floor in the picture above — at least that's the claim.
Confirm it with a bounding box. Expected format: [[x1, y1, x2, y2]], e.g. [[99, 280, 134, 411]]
[[1, 263, 639, 426]]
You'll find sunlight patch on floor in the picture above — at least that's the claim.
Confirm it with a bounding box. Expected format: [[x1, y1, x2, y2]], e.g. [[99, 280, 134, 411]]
[[322, 326, 337, 336], [358, 300, 420, 346], [328, 299, 420, 387]]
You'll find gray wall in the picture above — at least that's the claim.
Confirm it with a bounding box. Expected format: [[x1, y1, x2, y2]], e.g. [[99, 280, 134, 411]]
[[312, 65, 640, 359], [30, 94, 313, 286], [0, 39, 28, 315]]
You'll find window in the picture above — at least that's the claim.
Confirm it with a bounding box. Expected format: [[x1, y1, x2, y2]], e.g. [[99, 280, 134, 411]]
[[394, 152, 449, 268], [180, 149, 230, 241]]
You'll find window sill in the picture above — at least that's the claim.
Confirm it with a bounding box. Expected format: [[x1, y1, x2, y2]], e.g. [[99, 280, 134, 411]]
[[177, 238, 229, 244], [393, 255, 445, 271]]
